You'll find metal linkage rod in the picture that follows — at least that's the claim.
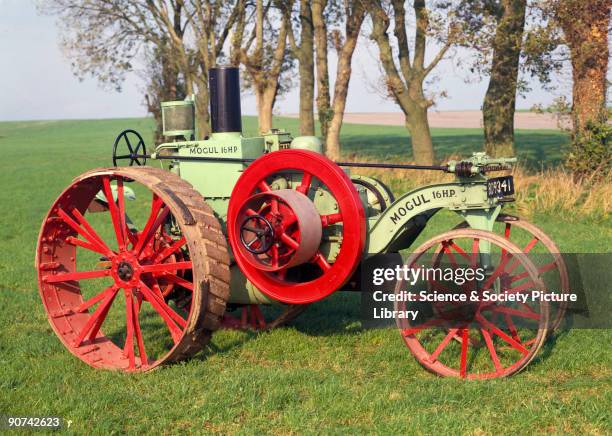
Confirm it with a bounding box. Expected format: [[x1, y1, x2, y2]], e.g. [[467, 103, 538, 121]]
[[335, 161, 447, 171], [131, 154, 448, 171]]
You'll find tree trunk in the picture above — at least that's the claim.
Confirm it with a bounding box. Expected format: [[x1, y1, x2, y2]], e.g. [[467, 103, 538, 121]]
[[298, 0, 315, 136], [325, 5, 365, 160], [256, 87, 276, 134], [555, 0, 610, 177], [557, 0, 610, 134], [312, 0, 331, 139], [194, 75, 210, 138], [482, 0, 526, 158], [405, 107, 435, 165]]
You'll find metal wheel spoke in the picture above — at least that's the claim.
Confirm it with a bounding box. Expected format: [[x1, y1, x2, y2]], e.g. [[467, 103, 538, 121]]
[[73, 286, 119, 347], [152, 237, 187, 263], [140, 282, 187, 328], [459, 328, 469, 378], [65, 236, 107, 257], [257, 180, 271, 192], [481, 328, 503, 373], [57, 208, 113, 257], [44, 269, 110, 283], [297, 171, 312, 194], [135, 207, 170, 256], [320, 213, 343, 227], [131, 294, 147, 367], [123, 290, 135, 368], [156, 273, 194, 291], [134, 195, 165, 253], [116, 178, 128, 246], [140, 281, 186, 334], [75, 285, 116, 313], [312, 252, 331, 272], [124, 134, 134, 154], [141, 261, 192, 274], [70, 208, 113, 251], [280, 233, 300, 250], [102, 176, 126, 250]]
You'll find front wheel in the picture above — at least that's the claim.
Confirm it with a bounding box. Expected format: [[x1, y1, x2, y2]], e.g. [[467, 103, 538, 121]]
[[454, 214, 568, 332], [395, 229, 549, 379]]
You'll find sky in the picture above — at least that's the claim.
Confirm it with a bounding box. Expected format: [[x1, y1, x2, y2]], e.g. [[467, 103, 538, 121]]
[[0, 0, 575, 122]]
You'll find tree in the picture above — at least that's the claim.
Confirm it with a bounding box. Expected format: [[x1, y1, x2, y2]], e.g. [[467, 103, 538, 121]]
[[556, 0, 611, 178], [553, 0, 610, 135], [235, 0, 295, 134], [368, 0, 459, 165], [326, 1, 367, 159], [481, 0, 527, 157], [42, 0, 241, 138], [311, 0, 366, 160], [143, 1, 242, 137], [286, 0, 316, 135], [312, 0, 333, 140], [144, 41, 186, 143]]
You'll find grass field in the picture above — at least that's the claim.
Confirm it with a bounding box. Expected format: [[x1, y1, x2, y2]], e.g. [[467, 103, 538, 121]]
[[0, 117, 610, 434]]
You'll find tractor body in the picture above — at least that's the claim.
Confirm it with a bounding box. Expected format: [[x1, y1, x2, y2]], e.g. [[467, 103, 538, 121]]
[[35, 66, 567, 378]]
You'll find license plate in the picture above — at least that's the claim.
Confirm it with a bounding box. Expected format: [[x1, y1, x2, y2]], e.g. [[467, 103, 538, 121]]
[[487, 176, 514, 198]]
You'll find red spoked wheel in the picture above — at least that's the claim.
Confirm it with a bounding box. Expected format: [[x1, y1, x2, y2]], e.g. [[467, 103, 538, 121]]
[[454, 214, 569, 332], [395, 229, 549, 379], [35, 167, 230, 371], [228, 150, 366, 304]]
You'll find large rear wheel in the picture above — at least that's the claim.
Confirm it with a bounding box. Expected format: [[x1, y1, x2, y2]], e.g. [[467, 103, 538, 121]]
[[35, 167, 230, 371]]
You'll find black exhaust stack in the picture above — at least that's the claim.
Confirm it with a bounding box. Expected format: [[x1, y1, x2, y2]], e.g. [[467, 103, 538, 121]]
[[209, 67, 242, 133]]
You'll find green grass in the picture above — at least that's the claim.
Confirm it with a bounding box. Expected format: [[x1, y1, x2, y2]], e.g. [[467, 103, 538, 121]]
[[0, 117, 610, 434]]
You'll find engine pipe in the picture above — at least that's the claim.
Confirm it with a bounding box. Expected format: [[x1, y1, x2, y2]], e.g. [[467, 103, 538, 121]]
[[209, 67, 242, 133]]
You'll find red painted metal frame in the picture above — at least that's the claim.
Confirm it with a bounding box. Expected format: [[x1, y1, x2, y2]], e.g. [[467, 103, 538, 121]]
[[227, 150, 366, 304]]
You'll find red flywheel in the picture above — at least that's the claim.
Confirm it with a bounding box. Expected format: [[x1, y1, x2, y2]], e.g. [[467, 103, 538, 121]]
[[228, 149, 366, 304]]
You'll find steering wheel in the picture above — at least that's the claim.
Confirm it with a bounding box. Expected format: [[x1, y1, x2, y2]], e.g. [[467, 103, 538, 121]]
[[113, 129, 147, 166], [239, 214, 275, 255]]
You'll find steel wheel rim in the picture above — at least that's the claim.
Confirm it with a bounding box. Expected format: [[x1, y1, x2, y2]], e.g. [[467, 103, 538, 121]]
[[36, 169, 213, 371], [394, 229, 549, 379]]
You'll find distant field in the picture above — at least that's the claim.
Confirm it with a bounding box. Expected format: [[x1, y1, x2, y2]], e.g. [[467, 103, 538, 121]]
[[285, 110, 567, 130], [0, 117, 610, 433]]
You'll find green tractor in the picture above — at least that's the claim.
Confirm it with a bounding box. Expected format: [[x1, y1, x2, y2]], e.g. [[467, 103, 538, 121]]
[[35, 67, 567, 378]]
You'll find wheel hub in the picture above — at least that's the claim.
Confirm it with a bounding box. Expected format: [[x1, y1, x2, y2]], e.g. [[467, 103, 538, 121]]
[[117, 261, 134, 281], [235, 189, 322, 272], [111, 252, 142, 287]]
